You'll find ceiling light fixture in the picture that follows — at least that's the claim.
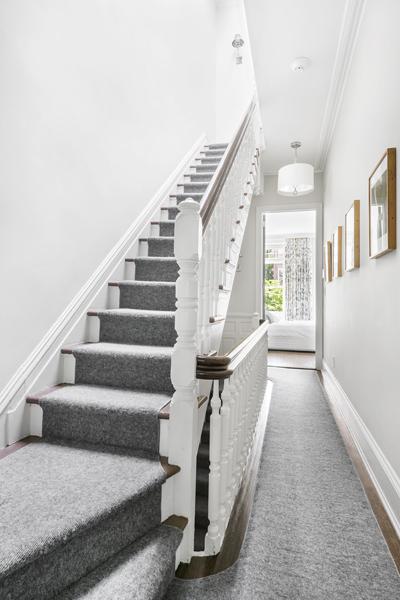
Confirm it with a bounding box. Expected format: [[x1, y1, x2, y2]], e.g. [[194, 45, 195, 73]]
[[290, 56, 311, 73], [277, 142, 314, 196]]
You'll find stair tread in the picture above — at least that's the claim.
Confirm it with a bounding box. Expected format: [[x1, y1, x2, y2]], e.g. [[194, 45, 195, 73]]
[[150, 220, 175, 225], [67, 342, 173, 358], [178, 182, 208, 187], [185, 171, 215, 176], [56, 524, 182, 600], [170, 193, 203, 198], [132, 256, 177, 263], [116, 280, 176, 288], [90, 308, 175, 319], [31, 383, 171, 414], [139, 236, 174, 242], [0, 440, 165, 580]]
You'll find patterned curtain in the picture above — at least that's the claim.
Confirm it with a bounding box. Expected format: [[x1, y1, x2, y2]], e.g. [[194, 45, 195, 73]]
[[284, 238, 312, 321]]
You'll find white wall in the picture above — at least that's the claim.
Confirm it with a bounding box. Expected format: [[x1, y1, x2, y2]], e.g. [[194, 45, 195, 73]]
[[228, 173, 323, 315], [323, 0, 400, 479], [215, 0, 256, 140], [0, 0, 216, 391]]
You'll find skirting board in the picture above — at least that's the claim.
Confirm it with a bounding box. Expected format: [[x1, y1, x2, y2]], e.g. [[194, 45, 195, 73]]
[[321, 360, 400, 540]]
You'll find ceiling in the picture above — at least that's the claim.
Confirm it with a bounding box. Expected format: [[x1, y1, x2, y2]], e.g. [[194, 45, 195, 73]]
[[245, 0, 353, 174]]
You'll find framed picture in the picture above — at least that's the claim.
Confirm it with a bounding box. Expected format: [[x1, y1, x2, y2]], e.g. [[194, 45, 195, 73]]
[[369, 147, 396, 258], [324, 240, 332, 282], [345, 200, 360, 271], [332, 226, 342, 278]]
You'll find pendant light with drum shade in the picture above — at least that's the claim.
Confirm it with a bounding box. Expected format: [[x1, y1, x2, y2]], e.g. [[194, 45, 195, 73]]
[[277, 141, 314, 196]]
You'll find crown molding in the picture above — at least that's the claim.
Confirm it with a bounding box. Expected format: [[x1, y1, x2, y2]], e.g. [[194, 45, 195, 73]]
[[315, 0, 366, 171]]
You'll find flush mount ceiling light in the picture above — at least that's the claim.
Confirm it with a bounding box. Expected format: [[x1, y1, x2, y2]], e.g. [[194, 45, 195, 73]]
[[290, 56, 311, 72], [277, 142, 314, 196]]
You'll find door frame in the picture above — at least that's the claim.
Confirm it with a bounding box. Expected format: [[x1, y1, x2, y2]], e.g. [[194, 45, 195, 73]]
[[255, 201, 323, 370]]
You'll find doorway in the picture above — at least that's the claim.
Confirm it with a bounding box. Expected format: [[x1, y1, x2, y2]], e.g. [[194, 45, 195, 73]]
[[263, 210, 316, 370]]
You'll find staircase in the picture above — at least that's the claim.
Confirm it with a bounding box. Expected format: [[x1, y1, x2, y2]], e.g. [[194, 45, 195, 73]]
[[0, 145, 228, 600]]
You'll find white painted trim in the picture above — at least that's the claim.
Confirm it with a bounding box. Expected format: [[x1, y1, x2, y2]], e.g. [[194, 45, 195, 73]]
[[0, 133, 206, 446], [315, 0, 366, 171], [255, 202, 323, 369], [320, 360, 400, 539]]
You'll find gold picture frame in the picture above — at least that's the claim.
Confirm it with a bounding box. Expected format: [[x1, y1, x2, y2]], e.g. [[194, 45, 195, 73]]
[[369, 147, 396, 258], [345, 200, 360, 271], [324, 241, 332, 282], [332, 226, 343, 278]]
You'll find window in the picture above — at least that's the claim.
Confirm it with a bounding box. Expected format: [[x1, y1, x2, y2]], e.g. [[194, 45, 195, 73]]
[[264, 241, 285, 313]]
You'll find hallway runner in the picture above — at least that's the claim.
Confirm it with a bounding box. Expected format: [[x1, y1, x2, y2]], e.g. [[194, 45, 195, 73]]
[[167, 367, 400, 599]]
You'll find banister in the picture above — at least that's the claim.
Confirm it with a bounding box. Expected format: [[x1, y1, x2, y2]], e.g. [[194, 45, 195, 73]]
[[170, 96, 261, 559], [196, 321, 268, 380], [200, 98, 257, 231]]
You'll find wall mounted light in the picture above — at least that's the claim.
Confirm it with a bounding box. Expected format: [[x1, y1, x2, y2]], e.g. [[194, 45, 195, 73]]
[[232, 34, 244, 65]]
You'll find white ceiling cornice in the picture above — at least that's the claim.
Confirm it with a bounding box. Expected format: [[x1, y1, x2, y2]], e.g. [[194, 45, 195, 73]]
[[315, 0, 366, 171]]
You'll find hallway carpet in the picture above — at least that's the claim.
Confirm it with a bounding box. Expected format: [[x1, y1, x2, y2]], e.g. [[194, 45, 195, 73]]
[[167, 368, 400, 599]]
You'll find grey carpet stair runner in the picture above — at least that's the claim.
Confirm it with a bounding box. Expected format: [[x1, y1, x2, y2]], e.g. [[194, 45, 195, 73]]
[[0, 143, 228, 600], [55, 524, 183, 600]]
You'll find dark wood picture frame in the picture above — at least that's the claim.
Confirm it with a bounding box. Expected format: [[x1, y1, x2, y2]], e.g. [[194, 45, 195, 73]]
[[345, 200, 360, 271], [369, 147, 396, 259]]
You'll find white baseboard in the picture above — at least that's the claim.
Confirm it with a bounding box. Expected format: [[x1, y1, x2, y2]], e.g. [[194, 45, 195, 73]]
[[0, 133, 206, 447], [321, 360, 400, 539]]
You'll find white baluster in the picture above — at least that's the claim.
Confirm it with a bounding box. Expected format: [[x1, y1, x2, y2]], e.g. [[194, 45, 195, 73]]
[[205, 380, 222, 554], [219, 378, 231, 532]]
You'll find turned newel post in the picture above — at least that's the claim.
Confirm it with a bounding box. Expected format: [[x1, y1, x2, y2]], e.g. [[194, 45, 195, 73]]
[[169, 198, 202, 562]]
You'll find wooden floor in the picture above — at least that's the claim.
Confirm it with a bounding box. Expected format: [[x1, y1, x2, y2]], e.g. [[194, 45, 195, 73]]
[[268, 350, 315, 370]]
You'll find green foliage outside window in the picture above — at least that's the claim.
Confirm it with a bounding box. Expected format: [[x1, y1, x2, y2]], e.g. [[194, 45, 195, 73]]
[[265, 279, 283, 312]]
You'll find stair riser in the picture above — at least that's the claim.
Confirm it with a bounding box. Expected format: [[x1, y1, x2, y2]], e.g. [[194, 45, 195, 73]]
[[99, 314, 177, 346], [148, 238, 175, 257], [119, 284, 176, 311], [193, 164, 218, 173], [206, 143, 228, 150], [159, 222, 175, 237], [200, 152, 225, 158], [135, 260, 178, 282], [74, 352, 173, 394], [196, 158, 220, 165], [41, 401, 162, 454], [179, 183, 208, 193], [167, 207, 179, 221], [3, 489, 162, 600], [186, 173, 214, 182]]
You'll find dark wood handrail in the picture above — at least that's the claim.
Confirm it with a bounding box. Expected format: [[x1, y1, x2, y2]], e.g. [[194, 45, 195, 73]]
[[200, 98, 257, 231], [196, 321, 268, 380]]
